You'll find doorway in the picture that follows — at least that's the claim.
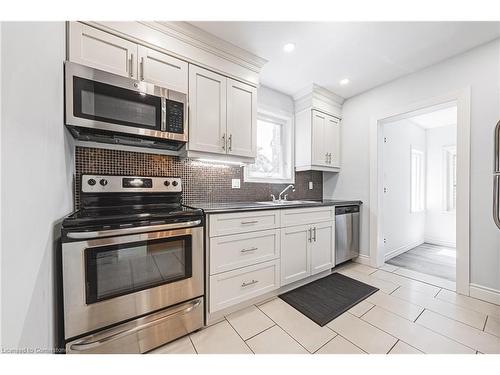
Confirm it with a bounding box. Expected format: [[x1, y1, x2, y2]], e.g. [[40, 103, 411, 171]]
[[381, 103, 457, 282], [369, 89, 471, 295]]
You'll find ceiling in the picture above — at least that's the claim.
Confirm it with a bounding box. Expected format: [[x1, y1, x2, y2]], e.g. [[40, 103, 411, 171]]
[[189, 22, 500, 98], [409, 106, 457, 129]]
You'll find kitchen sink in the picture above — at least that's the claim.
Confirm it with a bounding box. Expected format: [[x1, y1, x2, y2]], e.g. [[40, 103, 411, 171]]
[[257, 200, 321, 206]]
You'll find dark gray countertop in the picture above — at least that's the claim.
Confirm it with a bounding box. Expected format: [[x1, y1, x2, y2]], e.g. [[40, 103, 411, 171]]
[[185, 199, 362, 214]]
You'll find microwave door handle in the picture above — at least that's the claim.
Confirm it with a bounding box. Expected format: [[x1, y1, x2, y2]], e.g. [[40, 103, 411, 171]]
[[69, 299, 202, 352], [161, 98, 167, 132], [66, 219, 201, 239]]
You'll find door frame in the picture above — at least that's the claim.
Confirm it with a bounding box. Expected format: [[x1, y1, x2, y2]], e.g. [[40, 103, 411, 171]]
[[369, 88, 471, 295]]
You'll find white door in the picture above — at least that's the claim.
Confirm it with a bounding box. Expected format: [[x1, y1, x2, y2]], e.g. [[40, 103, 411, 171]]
[[325, 116, 341, 168], [311, 110, 327, 166], [188, 65, 227, 154], [137, 46, 188, 93], [310, 221, 335, 274], [281, 224, 311, 286], [226, 79, 257, 158], [68, 23, 138, 78]]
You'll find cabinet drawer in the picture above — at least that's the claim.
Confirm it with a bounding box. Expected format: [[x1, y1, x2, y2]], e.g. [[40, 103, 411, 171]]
[[209, 210, 280, 237], [210, 229, 280, 275], [209, 260, 280, 313], [281, 206, 334, 227]]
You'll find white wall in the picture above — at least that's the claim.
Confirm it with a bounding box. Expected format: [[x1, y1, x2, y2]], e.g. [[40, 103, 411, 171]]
[[324, 38, 500, 291], [1, 22, 74, 351], [425, 124, 457, 246], [257, 85, 294, 115], [382, 119, 426, 259]]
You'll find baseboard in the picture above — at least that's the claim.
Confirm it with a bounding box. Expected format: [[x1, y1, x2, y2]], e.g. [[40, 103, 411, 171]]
[[384, 240, 424, 261], [469, 283, 500, 305], [424, 237, 456, 248], [354, 254, 371, 266]]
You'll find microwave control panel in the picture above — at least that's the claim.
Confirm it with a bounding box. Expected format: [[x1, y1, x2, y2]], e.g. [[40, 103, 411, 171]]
[[166, 100, 184, 134]]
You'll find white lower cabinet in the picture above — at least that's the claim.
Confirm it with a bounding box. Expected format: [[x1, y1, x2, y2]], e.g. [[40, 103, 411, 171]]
[[209, 260, 280, 313], [281, 224, 311, 285], [310, 221, 335, 275]]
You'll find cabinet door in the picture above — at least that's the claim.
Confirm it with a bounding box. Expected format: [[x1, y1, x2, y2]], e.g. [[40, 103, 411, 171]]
[[325, 116, 341, 168], [310, 221, 335, 275], [226, 79, 257, 158], [311, 111, 327, 166], [68, 23, 138, 78], [137, 46, 188, 93], [188, 65, 227, 154], [281, 225, 311, 286]]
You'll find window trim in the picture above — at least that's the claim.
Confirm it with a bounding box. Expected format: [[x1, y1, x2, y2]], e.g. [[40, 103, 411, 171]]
[[244, 108, 295, 184], [410, 146, 425, 213]]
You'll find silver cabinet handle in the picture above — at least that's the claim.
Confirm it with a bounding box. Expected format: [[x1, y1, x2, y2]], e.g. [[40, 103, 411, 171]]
[[222, 133, 226, 151], [129, 53, 134, 78], [241, 247, 258, 253], [241, 279, 258, 287], [228, 134, 232, 152], [325, 153, 329, 163], [494, 175, 500, 229], [308, 227, 312, 242], [69, 299, 202, 351], [66, 220, 201, 239], [313, 227, 317, 242], [241, 220, 258, 225], [140, 57, 145, 81]]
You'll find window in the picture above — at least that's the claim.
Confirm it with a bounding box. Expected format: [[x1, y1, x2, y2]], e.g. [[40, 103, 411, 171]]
[[244, 110, 294, 183], [444, 146, 457, 212], [410, 148, 425, 212]]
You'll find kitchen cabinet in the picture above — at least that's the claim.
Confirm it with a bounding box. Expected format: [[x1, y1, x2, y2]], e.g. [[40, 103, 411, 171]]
[[281, 224, 311, 285], [69, 22, 138, 78], [188, 66, 227, 154], [69, 23, 188, 93], [137, 46, 188, 93], [296, 109, 341, 172], [310, 221, 335, 275], [188, 65, 257, 160]]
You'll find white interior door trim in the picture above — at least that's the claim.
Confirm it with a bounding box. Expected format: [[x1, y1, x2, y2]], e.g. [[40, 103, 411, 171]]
[[369, 87, 471, 296]]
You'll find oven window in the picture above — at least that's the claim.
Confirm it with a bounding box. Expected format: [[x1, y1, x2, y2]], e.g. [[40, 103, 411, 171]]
[[73, 76, 162, 131], [85, 236, 192, 304]]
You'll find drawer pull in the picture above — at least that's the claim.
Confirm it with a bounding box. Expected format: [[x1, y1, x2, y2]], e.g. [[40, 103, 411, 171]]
[[241, 247, 258, 253], [241, 220, 258, 225], [241, 279, 259, 287]]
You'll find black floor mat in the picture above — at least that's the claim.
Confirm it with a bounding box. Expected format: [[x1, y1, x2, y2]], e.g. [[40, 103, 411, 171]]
[[279, 273, 379, 326]]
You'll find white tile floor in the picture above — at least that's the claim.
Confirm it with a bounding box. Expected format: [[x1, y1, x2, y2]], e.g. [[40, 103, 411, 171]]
[[152, 262, 500, 354]]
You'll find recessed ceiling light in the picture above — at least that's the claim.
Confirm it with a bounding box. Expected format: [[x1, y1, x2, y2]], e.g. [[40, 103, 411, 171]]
[[283, 43, 295, 53], [339, 78, 350, 86]]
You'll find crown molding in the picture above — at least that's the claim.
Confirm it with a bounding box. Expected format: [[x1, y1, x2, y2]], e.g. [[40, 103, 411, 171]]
[[153, 22, 268, 74], [293, 83, 345, 106], [293, 83, 344, 118]]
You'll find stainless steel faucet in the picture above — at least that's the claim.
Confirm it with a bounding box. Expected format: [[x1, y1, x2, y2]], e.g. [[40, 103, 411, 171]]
[[278, 184, 295, 201]]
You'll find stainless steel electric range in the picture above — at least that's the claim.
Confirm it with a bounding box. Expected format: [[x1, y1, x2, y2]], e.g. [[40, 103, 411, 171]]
[[61, 175, 204, 354]]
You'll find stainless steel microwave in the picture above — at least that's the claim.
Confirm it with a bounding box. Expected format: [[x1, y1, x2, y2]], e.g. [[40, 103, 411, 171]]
[[64, 61, 187, 150]]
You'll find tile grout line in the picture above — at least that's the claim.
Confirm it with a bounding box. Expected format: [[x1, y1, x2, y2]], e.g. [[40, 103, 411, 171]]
[[413, 308, 426, 323], [256, 302, 316, 353], [358, 303, 376, 318], [433, 287, 443, 298], [386, 339, 400, 354], [223, 316, 256, 354], [482, 315, 488, 332], [242, 322, 276, 342], [188, 334, 199, 354]]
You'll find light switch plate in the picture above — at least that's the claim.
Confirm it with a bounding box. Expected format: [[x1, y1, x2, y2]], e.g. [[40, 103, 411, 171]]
[[232, 179, 241, 189], [309, 181, 313, 190]]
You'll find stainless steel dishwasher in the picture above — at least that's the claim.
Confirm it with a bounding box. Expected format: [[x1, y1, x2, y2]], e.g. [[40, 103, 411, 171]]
[[335, 205, 360, 265]]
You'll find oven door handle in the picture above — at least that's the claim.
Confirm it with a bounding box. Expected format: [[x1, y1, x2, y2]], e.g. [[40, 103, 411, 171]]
[[69, 299, 202, 352], [66, 219, 202, 239]]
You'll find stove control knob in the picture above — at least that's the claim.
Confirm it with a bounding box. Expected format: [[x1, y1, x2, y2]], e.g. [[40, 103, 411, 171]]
[[164, 180, 170, 186], [100, 179, 108, 186], [172, 180, 179, 187], [87, 178, 96, 186]]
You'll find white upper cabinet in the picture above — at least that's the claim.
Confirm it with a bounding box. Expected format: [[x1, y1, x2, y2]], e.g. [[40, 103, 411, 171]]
[[188, 65, 257, 161], [226, 79, 257, 158], [188, 65, 227, 154], [137, 46, 188, 93], [294, 85, 343, 172], [69, 23, 138, 78]]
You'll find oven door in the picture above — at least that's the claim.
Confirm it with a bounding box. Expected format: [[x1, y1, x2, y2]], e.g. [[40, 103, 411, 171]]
[[62, 223, 203, 340]]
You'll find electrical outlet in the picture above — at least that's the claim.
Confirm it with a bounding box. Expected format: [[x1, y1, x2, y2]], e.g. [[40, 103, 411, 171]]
[[309, 181, 313, 190], [231, 179, 241, 189]]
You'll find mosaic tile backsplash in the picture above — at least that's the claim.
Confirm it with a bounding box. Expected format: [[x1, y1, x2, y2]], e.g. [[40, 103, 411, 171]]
[[74, 146, 323, 208]]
